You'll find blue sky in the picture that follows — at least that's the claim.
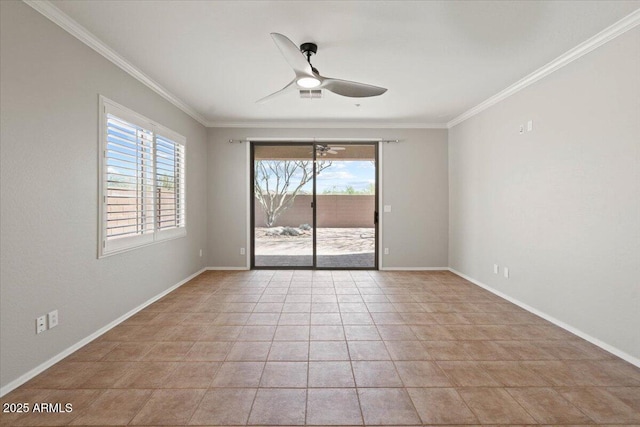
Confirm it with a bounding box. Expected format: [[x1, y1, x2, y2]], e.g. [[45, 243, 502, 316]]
[[316, 160, 375, 193], [254, 159, 375, 195]]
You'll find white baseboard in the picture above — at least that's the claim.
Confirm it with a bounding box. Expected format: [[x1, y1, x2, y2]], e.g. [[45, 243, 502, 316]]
[[0, 267, 207, 397], [206, 266, 250, 270], [381, 267, 450, 271], [449, 268, 640, 368]]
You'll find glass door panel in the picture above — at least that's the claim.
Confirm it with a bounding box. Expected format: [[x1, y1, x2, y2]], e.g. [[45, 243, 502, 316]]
[[252, 144, 314, 267], [315, 144, 377, 268]]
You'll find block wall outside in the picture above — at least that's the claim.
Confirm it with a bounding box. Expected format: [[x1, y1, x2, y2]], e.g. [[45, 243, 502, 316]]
[[254, 194, 375, 228]]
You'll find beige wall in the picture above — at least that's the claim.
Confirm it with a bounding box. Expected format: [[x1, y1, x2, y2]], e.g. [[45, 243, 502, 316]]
[[449, 27, 640, 361], [0, 1, 208, 389], [207, 128, 449, 269]]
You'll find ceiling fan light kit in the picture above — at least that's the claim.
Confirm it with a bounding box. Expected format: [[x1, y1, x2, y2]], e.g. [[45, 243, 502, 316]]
[[257, 33, 387, 103]]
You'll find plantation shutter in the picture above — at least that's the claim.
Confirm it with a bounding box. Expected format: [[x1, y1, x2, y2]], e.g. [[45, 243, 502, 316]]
[[100, 98, 187, 256], [104, 112, 155, 252], [155, 133, 186, 235]]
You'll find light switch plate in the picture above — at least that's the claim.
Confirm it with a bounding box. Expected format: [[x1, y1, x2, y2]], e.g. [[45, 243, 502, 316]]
[[384, 205, 392, 213]]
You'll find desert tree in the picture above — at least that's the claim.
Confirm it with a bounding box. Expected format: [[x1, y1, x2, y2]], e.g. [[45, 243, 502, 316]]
[[254, 159, 332, 227]]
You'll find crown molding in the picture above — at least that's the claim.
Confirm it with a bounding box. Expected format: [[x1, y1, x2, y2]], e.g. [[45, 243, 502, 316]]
[[22, 1, 640, 131], [23, 0, 209, 127], [206, 121, 448, 129], [447, 8, 640, 129]]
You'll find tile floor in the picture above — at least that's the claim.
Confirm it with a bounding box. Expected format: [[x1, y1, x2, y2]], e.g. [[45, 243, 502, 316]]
[[2, 270, 640, 426]]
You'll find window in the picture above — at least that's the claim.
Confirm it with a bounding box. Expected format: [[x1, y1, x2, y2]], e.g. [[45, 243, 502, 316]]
[[99, 96, 186, 257]]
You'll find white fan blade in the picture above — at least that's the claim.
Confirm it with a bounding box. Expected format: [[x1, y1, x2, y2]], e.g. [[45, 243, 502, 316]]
[[321, 78, 387, 98], [329, 147, 346, 150], [256, 79, 296, 103], [271, 33, 313, 76], [327, 150, 338, 154]]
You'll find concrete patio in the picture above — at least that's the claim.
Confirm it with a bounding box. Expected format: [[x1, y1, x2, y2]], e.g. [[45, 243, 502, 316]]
[[254, 227, 375, 268]]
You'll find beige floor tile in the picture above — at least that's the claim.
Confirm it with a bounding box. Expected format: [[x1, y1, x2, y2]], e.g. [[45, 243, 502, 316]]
[[308, 361, 355, 387], [248, 388, 306, 425], [226, 341, 271, 361], [185, 341, 232, 361], [102, 342, 154, 361], [348, 340, 390, 360], [114, 362, 177, 388], [237, 325, 276, 341], [407, 387, 478, 424], [274, 325, 310, 340], [163, 362, 220, 388], [606, 386, 640, 411], [278, 312, 310, 325], [77, 361, 133, 388], [310, 312, 343, 325], [8, 270, 640, 427], [385, 340, 432, 360], [310, 325, 345, 340], [268, 341, 309, 361], [344, 325, 381, 340], [188, 388, 257, 425], [481, 361, 549, 386], [22, 362, 94, 389], [65, 341, 119, 362], [130, 389, 205, 425], [142, 342, 195, 361], [358, 388, 421, 425], [410, 325, 455, 340], [559, 387, 640, 424], [246, 312, 280, 325], [422, 340, 471, 360], [437, 361, 500, 386], [198, 325, 242, 341], [377, 325, 417, 341], [210, 361, 264, 387], [341, 313, 374, 325], [309, 341, 349, 360], [352, 361, 403, 387], [458, 387, 536, 424], [260, 362, 308, 387], [307, 388, 363, 425], [69, 389, 152, 425], [507, 387, 593, 424], [395, 361, 451, 387]]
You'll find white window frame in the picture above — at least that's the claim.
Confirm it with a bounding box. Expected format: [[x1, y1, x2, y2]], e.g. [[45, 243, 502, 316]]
[[98, 95, 186, 258]]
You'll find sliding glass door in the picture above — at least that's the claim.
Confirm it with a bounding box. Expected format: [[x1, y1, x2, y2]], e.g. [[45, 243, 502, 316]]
[[251, 142, 377, 269]]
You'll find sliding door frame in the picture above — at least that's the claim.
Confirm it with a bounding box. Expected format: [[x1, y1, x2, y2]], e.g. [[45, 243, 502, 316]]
[[250, 141, 378, 270]]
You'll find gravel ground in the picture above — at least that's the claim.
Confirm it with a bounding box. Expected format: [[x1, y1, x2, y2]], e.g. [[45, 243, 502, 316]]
[[255, 227, 375, 255]]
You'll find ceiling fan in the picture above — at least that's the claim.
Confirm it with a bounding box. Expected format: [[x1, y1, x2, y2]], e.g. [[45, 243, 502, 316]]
[[257, 33, 387, 103], [313, 145, 346, 157]]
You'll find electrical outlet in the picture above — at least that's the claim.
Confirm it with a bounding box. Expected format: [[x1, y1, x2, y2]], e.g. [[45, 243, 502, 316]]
[[519, 124, 524, 134], [384, 248, 390, 255], [493, 264, 499, 274], [504, 267, 509, 278], [48, 310, 59, 329], [240, 248, 246, 255], [36, 316, 46, 334]]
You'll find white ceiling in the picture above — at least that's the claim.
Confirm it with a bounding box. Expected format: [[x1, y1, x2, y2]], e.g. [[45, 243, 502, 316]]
[[50, 0, 639, 126]]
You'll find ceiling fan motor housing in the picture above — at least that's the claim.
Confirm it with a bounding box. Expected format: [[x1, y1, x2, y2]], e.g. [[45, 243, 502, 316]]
[[300, 42, 318, 56]]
